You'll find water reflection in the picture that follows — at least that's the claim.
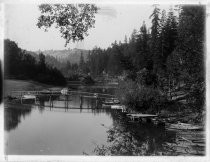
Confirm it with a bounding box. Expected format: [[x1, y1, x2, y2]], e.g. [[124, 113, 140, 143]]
[[5, 84, 179, 155], [93, 110, 177, 155], [4, 92, 112, 132], [5, 105, 32, 131]]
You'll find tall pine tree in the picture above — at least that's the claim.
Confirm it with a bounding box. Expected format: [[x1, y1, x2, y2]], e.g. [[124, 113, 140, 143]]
[[150, 5, 160, 73]]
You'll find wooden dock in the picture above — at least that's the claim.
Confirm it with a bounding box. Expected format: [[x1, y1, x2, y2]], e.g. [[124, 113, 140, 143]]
[[126, 113, 158, 121], [8, 90, 119, 109], [10, 90, 117, 100]]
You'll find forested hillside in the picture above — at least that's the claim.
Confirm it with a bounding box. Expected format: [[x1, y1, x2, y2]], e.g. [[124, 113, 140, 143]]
[[37, 48, 89, 64], [4, 39, 66, 86], [81, 5, 205, 120]]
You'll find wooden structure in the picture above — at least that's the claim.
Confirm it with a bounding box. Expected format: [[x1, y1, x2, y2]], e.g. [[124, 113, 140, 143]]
[[126, 113, 158, 121], [9, 90, 118, 109], [11, 90, 116, 99]]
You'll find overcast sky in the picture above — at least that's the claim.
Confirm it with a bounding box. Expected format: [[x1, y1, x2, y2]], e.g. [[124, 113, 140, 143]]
[[5, 4, 170, 51]]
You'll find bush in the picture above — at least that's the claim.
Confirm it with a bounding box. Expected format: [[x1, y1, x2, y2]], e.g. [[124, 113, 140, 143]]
[[136, 68, 157, 87], [82, 75, 95, 85], [187, 82, 205, 113], [116, 79, 167, 113], [68, 73, 80, 81]]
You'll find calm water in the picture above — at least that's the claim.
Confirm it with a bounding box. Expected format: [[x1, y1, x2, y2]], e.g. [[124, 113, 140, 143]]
[[5, 84, 190, 155]]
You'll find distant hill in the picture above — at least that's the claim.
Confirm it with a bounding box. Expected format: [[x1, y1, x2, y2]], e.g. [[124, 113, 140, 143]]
[[34, 48, 89, 64], [28, 48, 90, 77]]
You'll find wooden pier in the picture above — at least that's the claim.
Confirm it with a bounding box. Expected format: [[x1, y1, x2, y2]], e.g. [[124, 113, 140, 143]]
[[8, 90, 118, 109], [126, 113, 158, 121], [10, 90, 117, 99]]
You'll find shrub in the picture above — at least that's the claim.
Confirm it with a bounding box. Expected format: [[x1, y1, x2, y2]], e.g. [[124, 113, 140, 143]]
[[82, 75, 95, 85], [187, 82, 205, 113], [116, 79, 167, 113]]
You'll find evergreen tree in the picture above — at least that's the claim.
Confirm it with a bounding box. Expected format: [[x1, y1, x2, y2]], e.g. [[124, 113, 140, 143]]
[[124, 35, 128, 44], [176, 5, 205, 81], [38, 53, 46, 73], [136, 21, 149, 70], [159, 8, 178, 72], [79, 52, 85, 73], [150, 5, 160, 72]]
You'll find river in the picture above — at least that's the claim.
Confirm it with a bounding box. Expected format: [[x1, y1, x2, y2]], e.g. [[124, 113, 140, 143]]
[[4, 83, 205, 155]]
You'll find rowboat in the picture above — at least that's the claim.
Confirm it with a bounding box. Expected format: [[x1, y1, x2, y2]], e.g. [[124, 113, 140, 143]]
[[22, 94, 36, 99], [168, 122, 203, 130], [102, 99, 120, 105], [111, 105, 124, 109]]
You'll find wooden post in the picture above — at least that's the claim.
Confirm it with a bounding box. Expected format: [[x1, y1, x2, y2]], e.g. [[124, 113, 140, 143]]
[[49, 95, 53, 108], [96, 98, 99, 108], [66, 95, 68, 109], [49, 95, 51, 108], [80, 95, 83, 109], [52, 97, 53, 108], [20, 92, 23, 104], [35, 96, 37, 105]]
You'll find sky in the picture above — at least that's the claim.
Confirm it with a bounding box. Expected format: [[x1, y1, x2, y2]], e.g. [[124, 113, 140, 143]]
[[5, 4, 170, 51]]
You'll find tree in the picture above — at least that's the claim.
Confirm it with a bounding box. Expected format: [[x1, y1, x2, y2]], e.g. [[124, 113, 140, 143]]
[[38, 53, 46, 73], [158, 9, 167, 71], [158, 8, 178, 73], [4, 39, 22, 77], [176, 5, 205, 80], [130, 29, 138, 43], [37, 4, 98, 46], [79, 52, 85, 73], [124, 35, 128, 44], [135, 21, 150, 70], [164, 8, 178, 59], [150, 5, 160, 73], [4, 39, 66, 86]]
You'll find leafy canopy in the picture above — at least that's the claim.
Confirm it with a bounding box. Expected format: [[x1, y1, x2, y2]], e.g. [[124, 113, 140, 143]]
[[37, 4, 98, 46]]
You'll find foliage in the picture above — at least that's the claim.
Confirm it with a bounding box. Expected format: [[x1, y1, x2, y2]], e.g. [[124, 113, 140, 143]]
[[187, 82, 205, 113], [116, 80, 166, 113], [176, 5, 205, 81], [37, 4, 98, 46], [136, 68, 157, 87], [93, 110, 177, 155], [81, 75, 95, 85], [68, 73, 80, 81]]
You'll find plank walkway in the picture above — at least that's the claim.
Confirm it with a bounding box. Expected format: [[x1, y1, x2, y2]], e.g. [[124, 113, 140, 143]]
[[126, 113, 158, 121], [10, 90, 117, 99]]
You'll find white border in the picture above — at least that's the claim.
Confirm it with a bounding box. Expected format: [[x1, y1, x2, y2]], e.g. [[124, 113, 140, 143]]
[[0, 0, 209, 161]]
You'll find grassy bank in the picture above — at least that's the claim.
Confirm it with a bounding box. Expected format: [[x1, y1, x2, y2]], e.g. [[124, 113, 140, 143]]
[[4, 79, 64, 97]]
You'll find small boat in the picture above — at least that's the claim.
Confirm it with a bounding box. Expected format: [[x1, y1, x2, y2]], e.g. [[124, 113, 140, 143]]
[[168, 122, 203, 130], [102, 104, 111, 108], [111, 105, 124, 109], [40, 89, 51, 94], [102, 99, 120, 105], [22, 94, 36, 100]]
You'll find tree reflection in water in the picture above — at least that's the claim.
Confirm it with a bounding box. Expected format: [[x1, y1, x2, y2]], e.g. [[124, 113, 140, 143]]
[[93, 110, 177, 156], [5, 105, 32, 131]]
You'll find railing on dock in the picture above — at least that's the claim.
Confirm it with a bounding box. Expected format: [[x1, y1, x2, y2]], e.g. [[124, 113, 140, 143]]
[[10, 90, 117, 98], [8, 90, 118, 109]]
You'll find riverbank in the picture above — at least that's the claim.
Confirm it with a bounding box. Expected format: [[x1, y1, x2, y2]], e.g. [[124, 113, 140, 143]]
[[4, 79, 64, 98]]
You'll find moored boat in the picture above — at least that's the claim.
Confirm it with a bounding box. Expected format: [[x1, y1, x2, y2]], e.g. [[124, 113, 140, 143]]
[[22, 94, 36, 99], [111, 105, 124, 109], [167, 122, 203, 130], [102, 98, 120, 105]]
